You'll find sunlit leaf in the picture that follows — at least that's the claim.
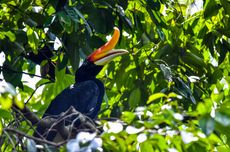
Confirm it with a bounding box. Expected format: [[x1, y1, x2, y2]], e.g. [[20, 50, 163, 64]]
[[14, 95, 24, 110], [147, 93, 166, 104], [0, 121, 2, 135], [27, 28, 39, 53], [140, 141, 154, 152], [0, 109, 12, 119], [5, 31, 16, 42], [0, 96, 13, 110], [167, 92, 182, 99], [121, 111, 136, 124]]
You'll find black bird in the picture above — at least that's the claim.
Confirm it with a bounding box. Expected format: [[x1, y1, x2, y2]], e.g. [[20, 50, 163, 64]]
[[35, 27, 128, 141]]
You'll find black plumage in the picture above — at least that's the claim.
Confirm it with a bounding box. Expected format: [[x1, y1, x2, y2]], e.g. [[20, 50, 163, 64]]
[[35, 60, 104, 141]]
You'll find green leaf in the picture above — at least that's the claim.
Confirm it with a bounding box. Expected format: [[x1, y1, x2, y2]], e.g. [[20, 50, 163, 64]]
[[218, 39, 230, 64], [0, 96, 13, 110], [35, 79, 51, 88], [0, 109, 12, 119], [217, 145, 230, 152], [58, 11, 72, 33], [167, 92, 181, 99], [220, 0, 230, 16], [19, 0, 32, 10], [5, 31, 16, 42], [65, 32, 80, 72], [199, 115, 215, 136], [146, 6, 167, 28], [175, 78, 196, 104], [72, 8, 92, 36], [147, 0, 160, 11], [121, 111, 136, 124], [3, 61, 23, 88], [0, 121, 2, 135], [0, 32, 6, 39], [140, 141, 154, 152], [57, 53, 69, 71], [214, 122, 230, 147], [27, 28, 39, 53], [147, 93, 166, 104], [65, 7, 79, 32], [215, 112, 230, 127], [204, 0, 220, 18], [187, 141, 207, 152], [129, 88, 141, 108]]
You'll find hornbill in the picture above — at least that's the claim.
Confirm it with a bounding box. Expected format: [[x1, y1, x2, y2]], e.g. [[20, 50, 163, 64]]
[[35, 27, 128, 141]]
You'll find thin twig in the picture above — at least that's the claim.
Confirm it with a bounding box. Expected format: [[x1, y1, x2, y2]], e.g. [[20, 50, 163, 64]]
[[5, 128, 66, 147], [3, 130, 16, 151], [25, 81, 52, 104], [0, 66, 51, 80]]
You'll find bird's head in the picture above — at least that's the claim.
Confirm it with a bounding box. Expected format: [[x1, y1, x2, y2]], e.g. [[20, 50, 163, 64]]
[[75, 27, 128, 82]]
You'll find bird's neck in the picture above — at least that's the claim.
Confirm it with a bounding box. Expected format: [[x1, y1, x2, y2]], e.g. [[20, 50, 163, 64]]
[[75, 60, 103, 82]]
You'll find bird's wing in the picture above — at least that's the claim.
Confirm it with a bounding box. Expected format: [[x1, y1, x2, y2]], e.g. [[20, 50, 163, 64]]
[[35, 80, 103, 141], [44, 80, 102, 118]]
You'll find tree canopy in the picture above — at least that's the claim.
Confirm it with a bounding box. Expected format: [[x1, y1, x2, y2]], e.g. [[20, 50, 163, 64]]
[[0, 0, 230, 151]]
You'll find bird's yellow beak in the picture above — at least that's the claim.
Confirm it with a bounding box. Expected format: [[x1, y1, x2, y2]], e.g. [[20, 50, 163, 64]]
[[87, 27, 128, 65]]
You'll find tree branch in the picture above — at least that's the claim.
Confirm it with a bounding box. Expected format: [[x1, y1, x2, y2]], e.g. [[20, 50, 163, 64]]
[[0, 66, 52, 80], [4, 128, 66, 147], [13, 104, 99, 143]]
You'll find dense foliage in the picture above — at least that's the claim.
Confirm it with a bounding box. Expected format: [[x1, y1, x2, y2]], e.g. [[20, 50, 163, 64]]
[[0, 0, 230, 151]]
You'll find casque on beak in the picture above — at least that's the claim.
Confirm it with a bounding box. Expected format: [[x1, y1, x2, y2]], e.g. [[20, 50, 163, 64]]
[[87, 27, 128, 65]]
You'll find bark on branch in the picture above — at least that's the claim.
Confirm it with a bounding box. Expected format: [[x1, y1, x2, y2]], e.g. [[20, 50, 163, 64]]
[[13, 104, 99, 144]]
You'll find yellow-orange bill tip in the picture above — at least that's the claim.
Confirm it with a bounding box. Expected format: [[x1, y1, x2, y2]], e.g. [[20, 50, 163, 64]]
[[88, 27, 120, 62]]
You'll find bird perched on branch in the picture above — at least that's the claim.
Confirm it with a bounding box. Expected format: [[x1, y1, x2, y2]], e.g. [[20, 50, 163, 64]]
[[35, 27, 128, 141]]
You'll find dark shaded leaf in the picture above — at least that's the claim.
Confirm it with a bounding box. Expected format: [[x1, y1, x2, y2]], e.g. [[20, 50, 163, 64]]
[[220, 0, 230, 16], [58, 11, 72, 33], [218, 39, 229, 64], [175, 78, 196, 104], [129, 88, 141, 108], [204, 0, 220, 18], [72, 8, 92, 36], [187, 141, 207, 152], [199, 115, 215, 136]]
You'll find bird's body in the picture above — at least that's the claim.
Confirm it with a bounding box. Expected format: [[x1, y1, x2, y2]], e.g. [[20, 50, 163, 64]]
[[35, 79, 104, 141], [35, 27, 128, 141], [44, 79, 104, 119]]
